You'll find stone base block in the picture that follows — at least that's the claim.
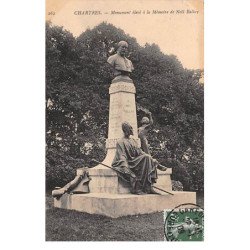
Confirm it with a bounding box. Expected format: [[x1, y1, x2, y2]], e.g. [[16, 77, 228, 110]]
[[77, 167, 173, 194], [54, 191, 196, 218]]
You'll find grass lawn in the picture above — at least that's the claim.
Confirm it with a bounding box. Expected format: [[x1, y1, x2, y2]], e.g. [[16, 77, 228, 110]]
[[46, 192, 204, 241]]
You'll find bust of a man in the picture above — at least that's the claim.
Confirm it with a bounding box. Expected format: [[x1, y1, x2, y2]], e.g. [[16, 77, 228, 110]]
[[107, 41, 134, 77]]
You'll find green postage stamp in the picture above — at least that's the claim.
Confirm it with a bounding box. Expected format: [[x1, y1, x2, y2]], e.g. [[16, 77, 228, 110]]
[[164, 203, 204, 241]]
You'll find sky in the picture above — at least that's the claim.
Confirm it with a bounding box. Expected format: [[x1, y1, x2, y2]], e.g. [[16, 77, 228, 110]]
[[46, 0, 204, 70]]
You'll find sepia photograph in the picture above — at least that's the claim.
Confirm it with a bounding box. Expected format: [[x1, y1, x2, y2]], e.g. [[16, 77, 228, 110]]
[[45, 0, 204, 241]]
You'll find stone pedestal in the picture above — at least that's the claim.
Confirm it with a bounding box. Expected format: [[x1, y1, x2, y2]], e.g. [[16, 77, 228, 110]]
[[77, 167, 173, 194], [53, 76, 197, 217], [102, 77, 140, 166]]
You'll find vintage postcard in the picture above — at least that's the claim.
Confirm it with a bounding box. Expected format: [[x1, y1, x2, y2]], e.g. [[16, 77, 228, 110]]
[[46, 0, 204, 241]]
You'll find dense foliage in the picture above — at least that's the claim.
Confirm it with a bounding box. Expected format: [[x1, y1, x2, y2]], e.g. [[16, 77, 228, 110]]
[[46, 21, 204, 191]]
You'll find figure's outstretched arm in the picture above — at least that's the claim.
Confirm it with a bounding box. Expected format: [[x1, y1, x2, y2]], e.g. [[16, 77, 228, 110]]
[[144, 111, 153, 129]]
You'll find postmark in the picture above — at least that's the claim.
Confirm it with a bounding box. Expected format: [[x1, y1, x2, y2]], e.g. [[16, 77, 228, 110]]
[[164, 203, 204, 241]]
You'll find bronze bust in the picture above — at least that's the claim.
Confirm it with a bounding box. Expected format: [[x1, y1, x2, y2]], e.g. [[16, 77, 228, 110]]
[[107, 41, 134, 77]]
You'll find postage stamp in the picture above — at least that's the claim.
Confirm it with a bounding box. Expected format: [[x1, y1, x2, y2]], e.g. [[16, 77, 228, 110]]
[[164, 203, 204, 241]]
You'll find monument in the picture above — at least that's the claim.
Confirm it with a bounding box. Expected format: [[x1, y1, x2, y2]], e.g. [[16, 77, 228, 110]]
[[53, 41, 196, 218]]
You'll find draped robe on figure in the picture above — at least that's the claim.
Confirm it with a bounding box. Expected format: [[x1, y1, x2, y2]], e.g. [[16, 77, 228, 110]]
[[112, 137, 158, 193]]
